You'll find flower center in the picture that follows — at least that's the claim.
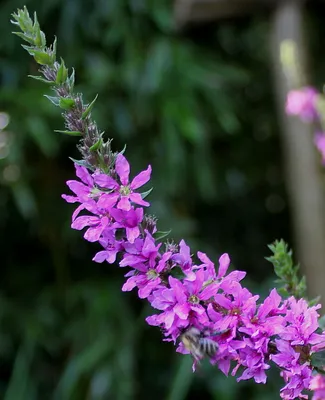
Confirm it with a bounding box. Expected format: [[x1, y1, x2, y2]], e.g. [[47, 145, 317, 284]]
[[119, 185, 131, 196], [147, 269, 158, 280], [188, 295, 200, 304]]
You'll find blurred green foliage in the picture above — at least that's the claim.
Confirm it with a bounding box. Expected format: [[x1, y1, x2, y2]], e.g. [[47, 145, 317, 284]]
[[3, 0, 325, 399]]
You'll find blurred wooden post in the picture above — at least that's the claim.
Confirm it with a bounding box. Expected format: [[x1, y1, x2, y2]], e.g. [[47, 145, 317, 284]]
[[174, 0, 325, 302], [270, 0, 325, 302]]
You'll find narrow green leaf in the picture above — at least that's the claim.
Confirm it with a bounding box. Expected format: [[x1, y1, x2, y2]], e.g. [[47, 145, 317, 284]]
[[21, 44, 35, 55], [28, 75, 54, 84], [54, 130, 82, 136], [59, 97, 75, 110], [69, 157, 93, 169], [141, 187, 153, 199], [12, 31, 34, 44], [44, 95, 60, 106], [166, 357, 193, 400], [56, 58, 68, 85], [153, 230, 171, 240], [68, 68, 75, 91], [50, 36, 57, 64], [4, 341, 35, 400], [89, 138, 102, 152], [82, 94, 98, 120]]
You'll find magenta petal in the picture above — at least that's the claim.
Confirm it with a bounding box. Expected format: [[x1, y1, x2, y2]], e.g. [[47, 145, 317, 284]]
[[185, 271, 196, 281], [92, 251, 109, 263], [217, 253, 230, 278], [139, 279, 160, 299], [75, 164, 93, 186], [97, 193, 119, 210], [214, 294, 232, 309], [94, 174, 118, 189], [164, 311, 175, 329], [174, 303, 190, 320], [122, 276, 138, 292], [126, 226, 140, 243], [96, 249, 118, 264], [168, 276, 187, 303], [200, 283, 218, 300], [62, 194, 78, 203], [146, 314, 160, 326], [129, 192, 150, 207], [131, 165, 152, 189], [72, 215, 99, 230], [115, 154, 130, 185], [193, 269, 204, 293], [72, 204, 86, 221], [84, 226, 104, 242], [117, 196, 131, 211], [66, 181, 89, 199]]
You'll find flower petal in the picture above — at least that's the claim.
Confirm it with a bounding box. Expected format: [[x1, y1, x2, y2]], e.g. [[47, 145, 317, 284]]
[[115, 154, 130, 185], [131, 165, 152, 189], [94, 174, 118, 189]]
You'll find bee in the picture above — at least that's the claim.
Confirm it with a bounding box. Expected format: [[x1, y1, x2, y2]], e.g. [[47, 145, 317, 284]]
[[180, 327, 218, 362]]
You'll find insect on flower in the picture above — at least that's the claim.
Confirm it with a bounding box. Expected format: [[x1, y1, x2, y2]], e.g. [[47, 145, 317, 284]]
[[180, 327, 218, 362]]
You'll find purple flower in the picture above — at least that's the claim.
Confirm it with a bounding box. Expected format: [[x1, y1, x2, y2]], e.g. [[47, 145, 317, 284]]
[[281, 297, 325, 346], [271, 340, 312, 399], [208, 283, 259, 332], [122, 251, 172, 299], [119, 234, 167, 298], [111, 207, 144, 243], [279, 364, 312, 400], [94, 153, 151, 211], [62, 164, 96, 204], [92, 230, 124, 264], [72, 214, 111, 242], [172, 240, 196, 280], [148, 270, 218, 339], [236, 341, 270, 384], [285, 86, 319, 122]]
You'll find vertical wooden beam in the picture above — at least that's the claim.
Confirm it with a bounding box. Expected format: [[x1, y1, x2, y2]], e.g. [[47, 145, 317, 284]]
[[270, 0, 325, 302]]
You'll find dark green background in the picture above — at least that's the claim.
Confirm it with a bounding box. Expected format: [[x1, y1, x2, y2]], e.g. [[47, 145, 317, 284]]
[[0, 0, 324, 399]]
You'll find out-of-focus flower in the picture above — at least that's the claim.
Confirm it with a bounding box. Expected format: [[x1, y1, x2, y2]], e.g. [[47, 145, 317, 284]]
[[310, 374, 325, 400], [285, 87, 319, 122], [314, 132, 325, 164]]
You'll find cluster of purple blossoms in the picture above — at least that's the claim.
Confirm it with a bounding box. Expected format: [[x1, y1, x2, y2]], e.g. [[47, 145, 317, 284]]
[[63, 152, 325, 399], [285, 86, 325, 164]]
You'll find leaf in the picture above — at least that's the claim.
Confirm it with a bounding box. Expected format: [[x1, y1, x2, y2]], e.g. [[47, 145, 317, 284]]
[[69, 157, 94, 170], [82, 94, 98, 119], [12, 31, 34, 44], [59, 97, 75, 110], [54, 336, 112, 400], [33, 50, 52, 65], [44, 95, 60, 106], [28, 75, 54, 84], [141, 187, 153, 199], [4, 341, 36, 400], [54, 130, 82, 136], [166, 357, 193, 400], [68, 68, 75, 91], [311, 350, 325, 369], [89, 138, 102, 151], [153, 230, 171, 241], [56, 58, 68, 85]]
